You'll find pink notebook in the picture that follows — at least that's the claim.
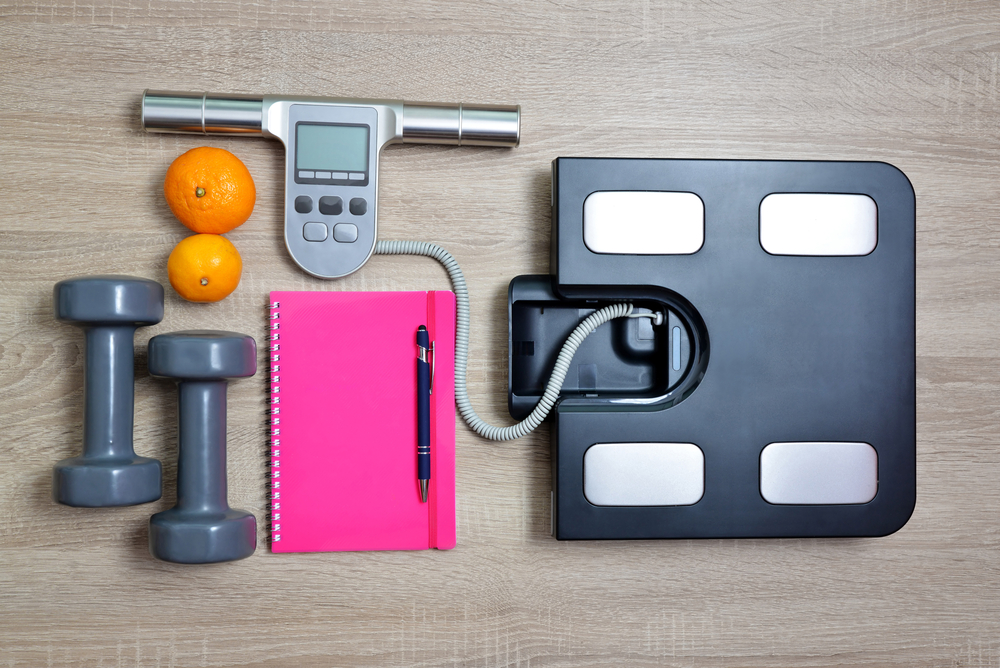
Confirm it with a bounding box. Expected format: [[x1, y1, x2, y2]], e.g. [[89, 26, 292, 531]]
[[268, 290, 456, 553]]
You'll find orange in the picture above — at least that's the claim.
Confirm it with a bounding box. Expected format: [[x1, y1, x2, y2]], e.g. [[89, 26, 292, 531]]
[[163, 147, 256, 234], [167, 234, 243, 302]]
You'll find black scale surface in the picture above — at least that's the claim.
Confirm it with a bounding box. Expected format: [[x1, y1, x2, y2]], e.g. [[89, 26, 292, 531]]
[[509, 158, 915, 539]]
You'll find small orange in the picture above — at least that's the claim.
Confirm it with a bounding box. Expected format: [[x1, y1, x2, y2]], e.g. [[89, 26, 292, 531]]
[[163, 147, 256, 234], [167, 234, 243, 302]]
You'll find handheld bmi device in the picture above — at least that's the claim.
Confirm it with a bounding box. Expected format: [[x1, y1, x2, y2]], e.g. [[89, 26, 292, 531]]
[[141, 90, 520, 278]]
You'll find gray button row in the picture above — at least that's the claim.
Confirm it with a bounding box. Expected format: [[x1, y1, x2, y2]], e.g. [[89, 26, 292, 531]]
[[298, 170, 365, 181], [303, 222, 358, 243], [295, 195, 366, 217]]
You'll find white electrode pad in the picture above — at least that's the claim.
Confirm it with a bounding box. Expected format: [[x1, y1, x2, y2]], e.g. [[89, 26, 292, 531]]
[[760, 441, 878, 505], [583, 442, 704, 506], [759, 193, 877, 256], [583, 191, 704, 255]]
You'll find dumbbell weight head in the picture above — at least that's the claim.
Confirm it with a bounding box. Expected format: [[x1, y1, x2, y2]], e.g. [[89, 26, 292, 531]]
[[147, 330, 257, 564], [53, 275, 164, 507]]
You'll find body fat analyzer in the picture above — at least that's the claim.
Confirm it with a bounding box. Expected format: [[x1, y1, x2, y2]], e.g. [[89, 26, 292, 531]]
[[142, 90, 520, 279]]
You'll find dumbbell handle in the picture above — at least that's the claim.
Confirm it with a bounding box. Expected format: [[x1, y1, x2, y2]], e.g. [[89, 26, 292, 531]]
[[176, 381, 230, 512], [83, 326, 137, 459]]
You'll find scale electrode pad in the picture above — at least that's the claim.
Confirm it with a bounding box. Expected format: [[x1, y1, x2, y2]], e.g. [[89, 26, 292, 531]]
[[142, 91, 520, 278]]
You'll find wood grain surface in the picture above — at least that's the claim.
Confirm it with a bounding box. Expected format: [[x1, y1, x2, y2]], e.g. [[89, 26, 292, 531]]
[[2, 0, 999, 665]]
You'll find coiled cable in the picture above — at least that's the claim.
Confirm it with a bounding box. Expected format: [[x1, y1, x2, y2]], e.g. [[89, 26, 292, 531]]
[[375, 240, 636, 441]]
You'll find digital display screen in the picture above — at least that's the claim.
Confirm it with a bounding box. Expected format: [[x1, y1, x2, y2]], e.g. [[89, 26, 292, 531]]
[[296, 123, 369, 173]]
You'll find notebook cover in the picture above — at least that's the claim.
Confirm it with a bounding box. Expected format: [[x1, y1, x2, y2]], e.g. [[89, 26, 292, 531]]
[[269, 290, 456, 553]]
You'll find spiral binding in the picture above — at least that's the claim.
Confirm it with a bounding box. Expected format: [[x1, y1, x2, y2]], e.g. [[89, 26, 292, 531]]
[[268, 300, 282, 543]]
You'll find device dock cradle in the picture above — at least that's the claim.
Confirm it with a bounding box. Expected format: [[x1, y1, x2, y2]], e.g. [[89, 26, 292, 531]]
[[508, 157, 916, 540]]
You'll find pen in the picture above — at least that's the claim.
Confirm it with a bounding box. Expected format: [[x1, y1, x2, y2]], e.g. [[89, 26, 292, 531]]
[[416, 325, 431, 503]]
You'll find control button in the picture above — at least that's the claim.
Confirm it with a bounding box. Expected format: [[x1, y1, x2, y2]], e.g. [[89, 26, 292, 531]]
[[333, 223, 358, 243], [318, 196, 343, 216], [349, 198, 368, 216], [294, 195, 313, 214], [302, 222, 327, 242], [331, 172, 348, 180], [298, 170, 315, 179], [315, 171, 331, 179], [348, 173, 365, 181]]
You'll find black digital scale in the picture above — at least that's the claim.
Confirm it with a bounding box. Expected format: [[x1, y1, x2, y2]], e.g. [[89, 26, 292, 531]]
[[509, 158, 916, 539]]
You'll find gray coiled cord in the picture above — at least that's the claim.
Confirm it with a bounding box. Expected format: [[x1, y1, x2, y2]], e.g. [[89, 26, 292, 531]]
[[375, 240, 635, 441]]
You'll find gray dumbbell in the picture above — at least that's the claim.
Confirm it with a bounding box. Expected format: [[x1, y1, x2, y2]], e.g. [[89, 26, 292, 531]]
[[53, 275, 164, 507], [147, 330, 257, 564]]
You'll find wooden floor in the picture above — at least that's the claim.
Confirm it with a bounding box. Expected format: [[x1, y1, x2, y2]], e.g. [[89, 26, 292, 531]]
[[2, 1, 999, 665]]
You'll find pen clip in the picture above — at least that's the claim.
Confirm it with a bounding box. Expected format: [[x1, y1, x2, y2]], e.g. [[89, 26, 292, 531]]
[[430, 341, 435, 394]]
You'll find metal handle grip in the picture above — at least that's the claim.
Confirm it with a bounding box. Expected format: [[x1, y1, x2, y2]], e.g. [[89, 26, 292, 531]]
[[402, 102, 520, 147], [142, 90, 520, 146], [142, 90, 264, 135]]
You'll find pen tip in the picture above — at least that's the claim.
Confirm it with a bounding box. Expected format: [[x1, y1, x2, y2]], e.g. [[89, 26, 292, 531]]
[[420, 480, 428, 503]]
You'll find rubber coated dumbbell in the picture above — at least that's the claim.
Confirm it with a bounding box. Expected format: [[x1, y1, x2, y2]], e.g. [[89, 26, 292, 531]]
[[147, 330, 257, 564], [52, 275, 164, 507]]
